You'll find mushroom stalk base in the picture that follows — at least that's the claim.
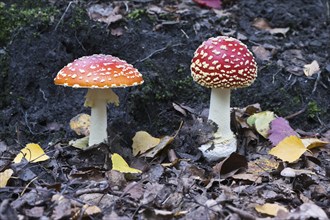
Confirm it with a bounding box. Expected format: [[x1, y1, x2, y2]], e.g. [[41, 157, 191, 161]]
[[200, 88, 237, 161], [199, 136, 237, 162]]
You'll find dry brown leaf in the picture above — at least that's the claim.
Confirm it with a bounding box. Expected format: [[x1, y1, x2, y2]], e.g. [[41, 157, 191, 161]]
[[231, 173, 262, 183], [82, 204, 101, 216], [252, 18, 289, 36], [252, 46, 272, 61], [87, 4, 122, 25], [247, 158, 279, 175], [252, 18, 271, 30]]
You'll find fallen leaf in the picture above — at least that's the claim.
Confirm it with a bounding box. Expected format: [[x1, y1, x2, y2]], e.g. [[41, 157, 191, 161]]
[[301, 138, 329, 149], [123, 181, 144, 200], [252, 18, 289, 36], [25, 207, 44, 218], [13, 143, 50, 163], [51, 194, 72, 220], [303, 60, 320, 77], [281, 203, 328, 220], [255, 203, 288, 216], [193, 0, 221, 9], [231, 173, 262, 183], [82, 204, 101, 216], [69, 113, 90, 136], [0, 169, 13, 187], [247, 158, 279, 175], [268, 117, 298, 146], [252, 18, 271, 30], [213, 153, 248, 178], [280, 49, 306, 76], [132, 131, 160, 156], [268, 27, 290, 36], [172, 103, 187, 116], [87, 4, 123, 25], [142, 136, 174, 158], [247, 111, 275, 138], [269, 136, 307, 163], [252, 46, 271, 61], [111, 153, 142, 174], [111, 27, 124, 36], [69, 136, 89, 150]]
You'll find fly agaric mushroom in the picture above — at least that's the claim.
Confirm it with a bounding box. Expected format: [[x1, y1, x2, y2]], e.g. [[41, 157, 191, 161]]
[[54, 54, 144, 146], [191, 36, 257, 161]]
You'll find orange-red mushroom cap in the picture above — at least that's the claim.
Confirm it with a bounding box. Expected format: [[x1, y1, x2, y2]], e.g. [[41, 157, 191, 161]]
[[191, 36, 257, 89], [54, 54, 144, 88]]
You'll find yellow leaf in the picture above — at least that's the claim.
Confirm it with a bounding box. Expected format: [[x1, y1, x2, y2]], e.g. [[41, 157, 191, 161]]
[[69, 136, 90, 150], [247, 111, 275, 138], [13, 143, 50, 163], [142, 136, 174, 158], [269, 136, 306, 163], [301, 138, 329, 149], [0, 169, 13, 188], [70, 113, 91, 136], [132, 131, 160, 156], [111, 153, 142, 173], [255, 203, 288, 216]]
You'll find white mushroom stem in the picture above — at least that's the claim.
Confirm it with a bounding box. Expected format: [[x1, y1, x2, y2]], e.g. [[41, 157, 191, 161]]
[[209, 88, 233, 139], [84, 88, 119, 146], [199, 88, 237, 161]]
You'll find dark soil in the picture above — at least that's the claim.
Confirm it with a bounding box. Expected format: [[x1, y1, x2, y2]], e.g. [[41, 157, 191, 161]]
[[0, 0, 330, 219]]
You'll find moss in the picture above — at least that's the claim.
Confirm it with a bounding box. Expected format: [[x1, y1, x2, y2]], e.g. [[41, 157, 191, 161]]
[[307, 100, 322, 119], [0, 1, 58, 46], [66, 5, 90, 29], [127, 9, 146, 20]]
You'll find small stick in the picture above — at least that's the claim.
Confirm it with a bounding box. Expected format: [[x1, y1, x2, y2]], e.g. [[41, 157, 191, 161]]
[[55, 1, 75, 31]]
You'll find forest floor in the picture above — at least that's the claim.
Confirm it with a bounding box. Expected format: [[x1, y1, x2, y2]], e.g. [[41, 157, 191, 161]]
[[0, 0, 330, 219]]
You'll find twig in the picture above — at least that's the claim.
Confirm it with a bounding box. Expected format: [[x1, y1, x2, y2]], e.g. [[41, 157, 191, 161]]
[[180, 29, 189, 39], [284, 106, 307, 120], [75, 187, 108, 197], [312, 71, 321, 94], [55, 1, 75, 31], [226, 205, 256, 220], [39, 88, 48, 101], [135, 43, 182, 63]]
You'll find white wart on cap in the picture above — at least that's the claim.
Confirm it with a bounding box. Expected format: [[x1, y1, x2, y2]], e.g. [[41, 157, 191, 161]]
[[191, 36, 257, 88]]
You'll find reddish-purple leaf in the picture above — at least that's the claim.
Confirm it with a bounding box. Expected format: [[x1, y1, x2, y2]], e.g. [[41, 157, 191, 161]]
[[268, 117, 298, 146], [193, 0, 222, 9]]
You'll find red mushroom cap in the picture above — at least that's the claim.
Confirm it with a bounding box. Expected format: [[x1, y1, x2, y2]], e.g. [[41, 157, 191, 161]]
[[191, 36, 257, 88], [54, 54, 143, 88]]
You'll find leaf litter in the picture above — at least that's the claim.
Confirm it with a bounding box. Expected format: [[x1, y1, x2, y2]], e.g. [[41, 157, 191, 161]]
[[1, 0, 330, 219]]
